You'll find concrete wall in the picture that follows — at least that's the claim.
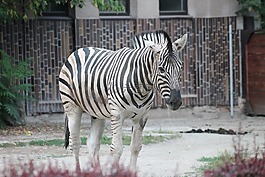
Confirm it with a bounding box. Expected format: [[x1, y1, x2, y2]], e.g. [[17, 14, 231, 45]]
[[130, 0, 159, 18], [74, 0, 241, 19], [75, 0, 99, 19], [75, 0, 160, 19], [188, 0, 240, 17]]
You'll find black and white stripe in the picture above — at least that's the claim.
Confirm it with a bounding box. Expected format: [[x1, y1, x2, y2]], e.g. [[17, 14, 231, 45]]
[[131, 30, 187, 109], [131, 30, 168, 48], [59, 30, 187, 170], [59, 47, 156, 119]]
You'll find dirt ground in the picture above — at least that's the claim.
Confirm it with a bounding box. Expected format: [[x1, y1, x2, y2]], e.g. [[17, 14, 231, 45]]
[[1, 106, 265, 177]]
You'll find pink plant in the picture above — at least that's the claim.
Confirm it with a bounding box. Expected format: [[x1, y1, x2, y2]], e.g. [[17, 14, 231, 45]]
[[204, 152, 265, 177], [1, 159, 137, 177], [204, 133, 265, 177]]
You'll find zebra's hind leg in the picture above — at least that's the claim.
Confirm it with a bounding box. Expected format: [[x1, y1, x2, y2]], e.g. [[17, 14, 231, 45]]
[[65, 104, 83, 171], [87, 117, 106, 166], [129, 116, 148, 170]]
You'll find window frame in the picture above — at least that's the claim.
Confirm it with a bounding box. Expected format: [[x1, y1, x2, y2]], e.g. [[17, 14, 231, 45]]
[[41, 2, 69, 17], [159, 0, 188, 16], [99, 0, 130, 16]]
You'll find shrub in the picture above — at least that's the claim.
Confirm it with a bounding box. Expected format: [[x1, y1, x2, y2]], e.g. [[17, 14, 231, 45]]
[[204, 134, 265, 177], [1, 159, 137, 177], [204, 153, 265, 177], [0, 50, 33, 128]]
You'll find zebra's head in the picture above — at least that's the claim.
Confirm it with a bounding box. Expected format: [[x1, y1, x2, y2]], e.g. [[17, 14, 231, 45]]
[[144, 33, 187, 110]]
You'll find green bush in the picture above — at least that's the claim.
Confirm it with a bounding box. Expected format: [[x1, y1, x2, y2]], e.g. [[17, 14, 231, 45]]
[[0, 50, 33, 128], [92, 0, 126, 12], [237, 0, 265, 29]]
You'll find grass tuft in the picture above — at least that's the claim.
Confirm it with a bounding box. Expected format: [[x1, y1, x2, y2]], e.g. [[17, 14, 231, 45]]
[[0, 133, 179, 148], [196, 151, 234, 174]]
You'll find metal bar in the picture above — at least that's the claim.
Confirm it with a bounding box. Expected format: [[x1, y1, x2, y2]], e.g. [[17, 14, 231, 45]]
[[229, 17, 234, 118], [239, 30, 243, 98], [181, 94, 197, 98]]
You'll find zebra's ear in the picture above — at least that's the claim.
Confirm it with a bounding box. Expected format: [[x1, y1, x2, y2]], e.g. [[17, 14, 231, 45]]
[[172, 34, 187, 52]]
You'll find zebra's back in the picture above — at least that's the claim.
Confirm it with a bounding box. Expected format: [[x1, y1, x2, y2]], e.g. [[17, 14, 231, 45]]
[[59, 46, 155, 119]]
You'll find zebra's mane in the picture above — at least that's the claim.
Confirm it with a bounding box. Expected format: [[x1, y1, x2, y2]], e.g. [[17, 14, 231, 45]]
[[134, 30, 173, 54]]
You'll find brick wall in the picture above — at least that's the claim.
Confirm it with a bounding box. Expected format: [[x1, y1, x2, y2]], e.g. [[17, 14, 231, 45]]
[[192, 17, 240, 106], [0, 19, 74, 114], [75, 19, 134, 50], [0, 17, 240, 115]]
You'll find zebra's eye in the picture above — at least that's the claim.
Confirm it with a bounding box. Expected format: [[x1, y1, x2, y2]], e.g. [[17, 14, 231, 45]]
[[158, 67, 166, 74]]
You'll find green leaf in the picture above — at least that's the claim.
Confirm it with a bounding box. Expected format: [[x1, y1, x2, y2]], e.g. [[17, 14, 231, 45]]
[[92, 0, 125, 12], [12, 84, 33, 92], [0, 82, 8, 90], [4, 104, 20, 120], [0, 90, 16, 99], [0, 50, 34, 127], [0, 0, 85, 21]]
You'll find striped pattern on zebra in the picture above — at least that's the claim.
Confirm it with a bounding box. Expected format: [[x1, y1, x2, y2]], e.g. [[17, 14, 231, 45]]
[[59, 31, 187, 170], [131, 30, 188, 108], [132, 30, 187, 52]]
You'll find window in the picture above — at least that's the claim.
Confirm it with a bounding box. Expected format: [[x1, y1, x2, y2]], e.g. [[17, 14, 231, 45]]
[[98, 0, 130, 16], [42, 1, 69, 16], [159, 0, 187, 15]]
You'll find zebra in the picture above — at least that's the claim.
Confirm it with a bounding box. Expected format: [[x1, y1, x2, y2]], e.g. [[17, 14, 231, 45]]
[[59, 31, 187, 171]]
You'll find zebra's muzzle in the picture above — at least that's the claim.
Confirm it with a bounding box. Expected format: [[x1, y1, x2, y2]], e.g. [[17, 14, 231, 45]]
[[165, 89, 182, 110]]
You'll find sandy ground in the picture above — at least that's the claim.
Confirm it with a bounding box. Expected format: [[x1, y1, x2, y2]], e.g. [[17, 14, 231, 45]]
[[0, 106, 265, 177]]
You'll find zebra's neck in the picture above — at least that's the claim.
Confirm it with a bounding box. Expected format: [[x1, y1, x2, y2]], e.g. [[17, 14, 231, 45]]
[[139, 48, 157, 91]]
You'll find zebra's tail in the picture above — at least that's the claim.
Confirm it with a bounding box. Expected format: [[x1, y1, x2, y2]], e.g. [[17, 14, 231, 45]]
[[64, 113, 70, 149]]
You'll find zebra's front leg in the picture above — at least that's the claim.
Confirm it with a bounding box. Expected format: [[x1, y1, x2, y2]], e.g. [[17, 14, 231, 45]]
[[87, 117, 105, 166], [110, 115, 124, 163], [66, 105, 83, 171], [129, 117, 148, 170]]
